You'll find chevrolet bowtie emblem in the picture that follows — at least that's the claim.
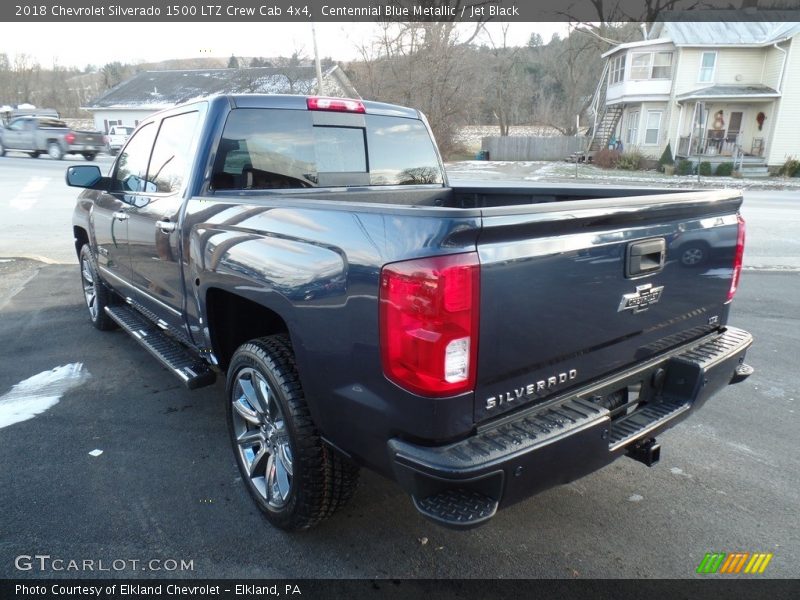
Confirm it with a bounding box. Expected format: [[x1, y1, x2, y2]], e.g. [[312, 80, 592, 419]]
[[618, 283, 664, 314]]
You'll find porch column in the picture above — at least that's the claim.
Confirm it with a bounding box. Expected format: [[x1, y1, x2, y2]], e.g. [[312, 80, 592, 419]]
[[674, 103, 684, 156]]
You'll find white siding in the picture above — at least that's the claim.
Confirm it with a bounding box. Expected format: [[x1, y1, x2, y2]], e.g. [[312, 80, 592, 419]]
[[674, 48, 766, 94], [618, 102, 668, 158], [716, 48, 767, 85], [763, 43, 788, 90], [607, 79, 671, 102], [768, 36, 800, 166]]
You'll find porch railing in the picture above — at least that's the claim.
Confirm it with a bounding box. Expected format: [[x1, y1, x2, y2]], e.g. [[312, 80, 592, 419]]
[[677, 134, 752, 158]]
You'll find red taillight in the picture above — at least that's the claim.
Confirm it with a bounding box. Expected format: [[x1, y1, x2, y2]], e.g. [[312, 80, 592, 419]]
[[307, 96, 365, 113], [65, 132, 76, 144], [727, 214, 746, 302], [380, 253, 480, 397]]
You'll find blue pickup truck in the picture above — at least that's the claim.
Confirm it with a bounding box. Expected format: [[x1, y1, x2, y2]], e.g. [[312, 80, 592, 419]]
[[67, 95, 752, 530]]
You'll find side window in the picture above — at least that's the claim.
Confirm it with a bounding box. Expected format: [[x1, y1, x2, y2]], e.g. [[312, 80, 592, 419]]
[[148, 111, 200, 194], [114, 123, 156, 193], [365, 115, 443, 185], [8, 120, 26, 131], [699, 52, 716, 83]]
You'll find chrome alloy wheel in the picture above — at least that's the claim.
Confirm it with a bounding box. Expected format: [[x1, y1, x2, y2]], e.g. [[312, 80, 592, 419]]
[[80, 254, 98, 321], [230, 367, 293, 508]]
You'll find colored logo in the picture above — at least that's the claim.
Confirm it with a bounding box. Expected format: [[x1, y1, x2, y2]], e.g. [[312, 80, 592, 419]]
[[697, 552, 773, 574]]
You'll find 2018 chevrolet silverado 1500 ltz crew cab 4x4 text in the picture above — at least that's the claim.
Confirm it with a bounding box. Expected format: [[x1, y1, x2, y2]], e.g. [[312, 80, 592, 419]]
[[67, 95, 753, 530]]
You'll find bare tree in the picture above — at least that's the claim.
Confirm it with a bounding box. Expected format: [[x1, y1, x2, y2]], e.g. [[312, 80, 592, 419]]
[[477, 24, 531, 136], [349, 11, 488, 156]]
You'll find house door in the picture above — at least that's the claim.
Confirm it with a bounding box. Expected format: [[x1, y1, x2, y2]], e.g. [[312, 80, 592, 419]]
[[726, 111, 743, 144]]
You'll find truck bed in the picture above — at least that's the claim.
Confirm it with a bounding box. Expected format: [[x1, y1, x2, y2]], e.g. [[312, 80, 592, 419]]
[[189, 183, 742, 429]]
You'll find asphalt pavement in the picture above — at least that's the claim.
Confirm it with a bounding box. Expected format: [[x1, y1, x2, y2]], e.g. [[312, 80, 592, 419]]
[[0, 261, 798, 579], [0, 154, 798, 579]]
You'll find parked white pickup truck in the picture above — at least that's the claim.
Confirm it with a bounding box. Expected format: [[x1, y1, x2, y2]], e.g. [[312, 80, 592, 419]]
[[105, 125, 133, 155]]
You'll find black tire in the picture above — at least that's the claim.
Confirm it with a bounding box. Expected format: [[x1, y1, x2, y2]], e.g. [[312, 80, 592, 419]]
[[47, 142, 64, 160], [0, 140, 5, 156], [226, 335, 359, 531], [79, 244, 118, 331], [83, 152, 97, 161], [29, 151, 40, 158]]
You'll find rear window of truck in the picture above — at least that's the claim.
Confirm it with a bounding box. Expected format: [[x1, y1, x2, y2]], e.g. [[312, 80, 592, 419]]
[[211, 108, 443, 190]]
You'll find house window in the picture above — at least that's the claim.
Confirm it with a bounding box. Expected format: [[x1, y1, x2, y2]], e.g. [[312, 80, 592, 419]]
[[645, 111, 662, 145], [699, 52, 716, 83], [630, 51, 673, 79], [626, 110, 640, 145], [609, 54, 626, 85], [631, 53, 652, 79], [652, 52, 673, 78]]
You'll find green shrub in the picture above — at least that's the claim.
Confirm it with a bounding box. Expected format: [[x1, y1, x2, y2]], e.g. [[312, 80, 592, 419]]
[[593, 148, 621, 169], [658, 143, 674, 172], [698, 161, 712, 176], [778, 157, 800, 177], [715, 162, 735, 176], [616, 149, 647, 171], [676, 159, 694, 175]]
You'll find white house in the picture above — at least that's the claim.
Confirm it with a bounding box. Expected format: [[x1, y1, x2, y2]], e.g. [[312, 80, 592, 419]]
[[83, 65, 359, 134], [589, 22, 800, 172]]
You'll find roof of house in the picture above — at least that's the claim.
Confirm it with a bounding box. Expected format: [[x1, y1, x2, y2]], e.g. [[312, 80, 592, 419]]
[[651, 21, 800, 46], [84, 65, 358, 110], [604, 21, 800, 57], [676, 84, 781, 101]]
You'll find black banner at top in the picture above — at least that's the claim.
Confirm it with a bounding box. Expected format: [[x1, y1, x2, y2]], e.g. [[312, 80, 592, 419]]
[[2, 0, 800, 22]]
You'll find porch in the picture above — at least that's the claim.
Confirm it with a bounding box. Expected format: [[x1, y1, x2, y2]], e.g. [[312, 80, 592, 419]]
[[676, 134, 766, 159], [673, 86, 779, 165]]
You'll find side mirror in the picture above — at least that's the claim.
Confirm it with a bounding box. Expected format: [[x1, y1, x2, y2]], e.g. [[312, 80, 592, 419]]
[[65, 165, 102, 189]]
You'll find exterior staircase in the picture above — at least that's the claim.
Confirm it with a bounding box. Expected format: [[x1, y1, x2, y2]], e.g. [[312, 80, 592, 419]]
[[587, 105, 624, 153], [584, 61, 624, 158]]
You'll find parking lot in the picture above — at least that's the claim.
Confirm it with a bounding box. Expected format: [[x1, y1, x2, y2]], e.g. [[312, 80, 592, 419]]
[[0, 154, 798, 578]]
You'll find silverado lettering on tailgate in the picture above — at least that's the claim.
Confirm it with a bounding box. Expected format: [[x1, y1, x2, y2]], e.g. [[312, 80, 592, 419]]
[[486, 369, 578, 410]]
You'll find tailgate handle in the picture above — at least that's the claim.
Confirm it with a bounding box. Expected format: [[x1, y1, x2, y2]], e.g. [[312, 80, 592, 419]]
[[626, 238, 665, 278]]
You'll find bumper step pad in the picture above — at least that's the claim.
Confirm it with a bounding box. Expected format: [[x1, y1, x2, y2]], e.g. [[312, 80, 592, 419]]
[[413, 489, 498, 528], [608, 398, 687, 450], [105, 305, 215, 390]]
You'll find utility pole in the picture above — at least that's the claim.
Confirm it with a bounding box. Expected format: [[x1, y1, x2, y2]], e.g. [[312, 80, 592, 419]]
[[311, 22, 325, 96]]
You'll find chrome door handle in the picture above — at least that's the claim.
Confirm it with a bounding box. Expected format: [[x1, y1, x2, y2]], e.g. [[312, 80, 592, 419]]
[[155, 220, 176, 233], [112, 211, 129, 221]]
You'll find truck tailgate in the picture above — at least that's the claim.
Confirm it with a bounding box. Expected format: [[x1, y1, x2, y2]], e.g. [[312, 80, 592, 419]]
[[73, 131, 104, 146], [473, 190, 743, 422]]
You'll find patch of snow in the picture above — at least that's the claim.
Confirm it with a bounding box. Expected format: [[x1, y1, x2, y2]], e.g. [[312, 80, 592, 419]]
[[0, 363, 90, 429]]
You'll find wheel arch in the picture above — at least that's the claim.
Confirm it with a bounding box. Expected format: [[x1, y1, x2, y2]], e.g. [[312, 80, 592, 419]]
[[73, 226, 90, 259], [205, 287, 290, 371]]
